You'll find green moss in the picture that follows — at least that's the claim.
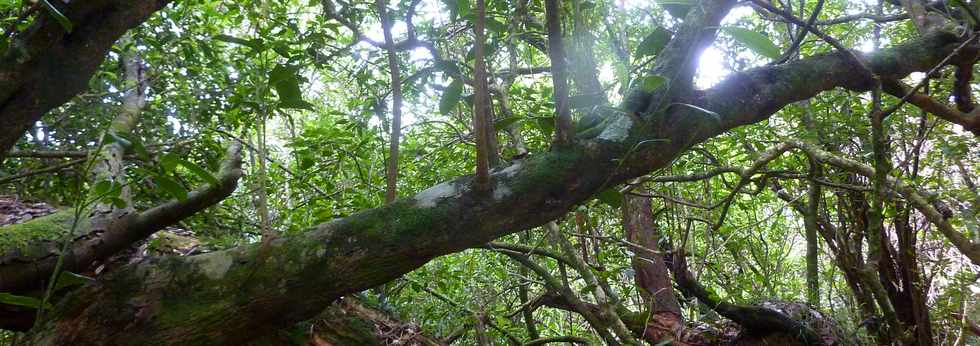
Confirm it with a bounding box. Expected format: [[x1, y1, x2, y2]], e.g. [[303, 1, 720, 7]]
[[147, 231, 201, 256], [0, 210, 77, 256], [509, 148, 580, 195], [386, 201, 447, 238], [329, 199, 450, 247]]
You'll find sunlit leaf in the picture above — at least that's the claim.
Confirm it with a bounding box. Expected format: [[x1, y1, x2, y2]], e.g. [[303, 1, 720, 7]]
[[657, 0, 694, 18], [640, 75, 667, 92], [160, 153, 180, 172], [213, 34, 265, 51], [723, 26, 781, 59], [0, 292, 50, 310], [176, 158, 219, 185], [493, 116, 521, 131], [440, 79, 463, 115], [270, 64, 314, 111], [635, 26, 671, 58], [54, 272, 95, 291], [596, 188, 623, 208], [41, 0, 72, 32], [154, 175, 188, 200]]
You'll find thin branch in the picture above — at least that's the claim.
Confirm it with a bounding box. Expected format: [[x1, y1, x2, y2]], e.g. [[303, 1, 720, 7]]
[[545, 0, 574, 144], [378, 0, 403, 203], [473, 0, 492, 192], [0, 159, 85, 185]]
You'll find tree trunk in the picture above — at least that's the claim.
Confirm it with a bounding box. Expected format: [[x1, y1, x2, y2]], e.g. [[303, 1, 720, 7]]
[[623, 190, 684, 344]]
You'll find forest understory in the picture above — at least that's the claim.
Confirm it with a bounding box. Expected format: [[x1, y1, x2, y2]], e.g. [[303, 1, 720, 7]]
[[0, 0, 978, 345]]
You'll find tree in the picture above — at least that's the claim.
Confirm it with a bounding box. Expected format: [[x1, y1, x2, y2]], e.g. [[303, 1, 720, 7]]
[[0, 0, 978, 344]]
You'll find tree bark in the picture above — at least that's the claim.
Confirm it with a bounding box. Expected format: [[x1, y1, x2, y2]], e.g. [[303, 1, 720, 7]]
[[544, 0, 574, 144], [622, 190, 685, 344], [472, 0, 493, 192], [622, 190, 680, 315], [378, 0, 403, 204]]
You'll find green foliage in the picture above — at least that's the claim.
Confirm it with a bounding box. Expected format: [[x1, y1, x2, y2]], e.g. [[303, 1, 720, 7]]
[[657, 0, 694, 19], [722, 26, 781, 60], [634, 26, 671, 59], [639, 75, 667, 92], [40, 0, 71, 32], [0, 292, 50, 310], [440, 79, 463, 115], [270, 64, 315, 110]]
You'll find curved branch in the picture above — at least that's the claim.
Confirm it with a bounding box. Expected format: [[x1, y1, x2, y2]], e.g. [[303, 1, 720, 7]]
[[0, 144, 243, 296], [524, 336, 592, 345], [671, 250, 825, 346]]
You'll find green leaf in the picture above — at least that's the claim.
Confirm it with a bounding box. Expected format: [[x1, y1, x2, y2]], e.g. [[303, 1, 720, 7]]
[[154, 175, 188, 200], [569, 92, 607, 109], [640, 75, 667, 92], [657, 0, 694, 18], [92, 180, 113, 196], [596, 188, 623, 208], [160, 153, 180, 172], [176, 158, 219, 185], [0, 292, 50, 310], [41, 0, 72, 32], [273, 43, 291, 58], [110, 132, 149, 161], [457, 0, 471, 19], [299, 156, 315, 170], [723, 26, 781, 59], [486, 17, 508, 34], [106, 132, 131, 148], [270, 64, 314, 110], [635, 27, 671, 58], [127, 135, 150, 162], [493, 116, 521, 131], [439, 79, 463, 115], [108, 197, 128, 209], [213, 34, 265, 51], [535, 116, 555, 136], [54, 272, 95, 291]]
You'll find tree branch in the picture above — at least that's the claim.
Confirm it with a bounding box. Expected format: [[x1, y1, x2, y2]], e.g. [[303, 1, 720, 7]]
[[0, 144, 243, 296], [0, 0, 171, 162]]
